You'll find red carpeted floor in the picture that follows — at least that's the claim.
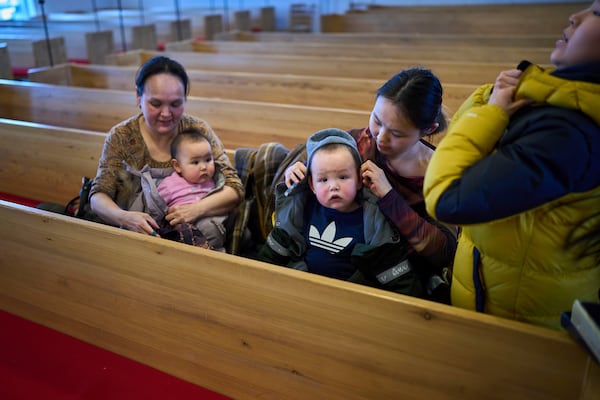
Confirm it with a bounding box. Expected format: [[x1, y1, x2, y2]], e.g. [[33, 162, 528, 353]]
[[0, 193, 42, 208], [0, 310, 230, 400]]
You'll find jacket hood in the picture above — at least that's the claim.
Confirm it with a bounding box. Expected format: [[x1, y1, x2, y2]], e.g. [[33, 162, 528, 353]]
[[516, 62, 600, 125]]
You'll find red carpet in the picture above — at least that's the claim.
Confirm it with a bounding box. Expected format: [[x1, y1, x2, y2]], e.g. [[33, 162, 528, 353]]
[[0, 309, 230, 399], [0, 192, 42, 208]]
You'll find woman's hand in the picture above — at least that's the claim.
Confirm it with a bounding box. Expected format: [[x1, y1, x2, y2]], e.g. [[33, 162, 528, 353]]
[[120, 211, 161, 236], [90, 192, 160, 236], [488, 69, 533, 116], [284, 161, 307, 187], [361, 160, 392, 198]]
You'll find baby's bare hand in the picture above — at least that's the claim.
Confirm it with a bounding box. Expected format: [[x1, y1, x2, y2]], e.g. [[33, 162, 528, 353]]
[[284, 161, 306, 187]]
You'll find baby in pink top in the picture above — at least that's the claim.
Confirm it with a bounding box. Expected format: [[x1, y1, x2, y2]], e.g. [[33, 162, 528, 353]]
[[157, 129, 227, 251]]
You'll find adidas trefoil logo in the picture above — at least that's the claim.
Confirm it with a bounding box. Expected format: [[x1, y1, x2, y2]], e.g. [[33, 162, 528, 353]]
[[309, 221, 353, 254]]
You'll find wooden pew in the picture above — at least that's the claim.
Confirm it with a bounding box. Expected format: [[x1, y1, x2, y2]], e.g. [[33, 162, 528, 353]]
[[0, 79, 370, 150], [0, 9, 208, 60], [165, 39, 553, 65], [213, 31, 559, 48], [0, 35, 68, 69], [0, 201, 598, 400], [104, 49, 530, 85], [27, 63, 476, 116], [326, 2, 584, 35], [0, 119, 103, 205], [0, 118, 234, 206]]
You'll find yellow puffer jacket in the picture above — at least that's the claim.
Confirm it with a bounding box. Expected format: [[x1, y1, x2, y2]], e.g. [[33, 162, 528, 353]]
[[424, 62, 600, 330]]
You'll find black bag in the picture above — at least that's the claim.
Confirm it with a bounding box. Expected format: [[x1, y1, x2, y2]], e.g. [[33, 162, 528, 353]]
[[64, 177, 105, 223]]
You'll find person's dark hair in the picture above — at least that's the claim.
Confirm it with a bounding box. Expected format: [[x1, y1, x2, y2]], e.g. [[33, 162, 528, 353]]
[[170, 128, 210, 159], [376, 67, 447, 136], [135, 56, 190, 97]]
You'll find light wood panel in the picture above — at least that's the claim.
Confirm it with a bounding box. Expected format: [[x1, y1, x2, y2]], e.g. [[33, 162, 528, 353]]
[[166, 39, 553, 65], [0, 119, 104, 204], [0, 201, 597, 400], [0, 79, 369, 150], [0, 118, 233, 205], [214, 31, 558, 48], [105, 49, 526, 85], [332, 2, 584, 35], [28, 63, 476, 116]]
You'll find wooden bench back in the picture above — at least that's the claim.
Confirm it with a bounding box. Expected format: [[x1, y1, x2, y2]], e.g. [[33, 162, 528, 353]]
[[333, 2, 584, 35], [0, 119, 103, 204], [0, 36, 67, 68], [105, 49, 524, 85], [0, 79, 369, 150], [0, 201, 598, 400], [27, 63, 476, 116], [0, 118, 233, 205], [166, 39, 553, 65], [213, 31, 558, 48]]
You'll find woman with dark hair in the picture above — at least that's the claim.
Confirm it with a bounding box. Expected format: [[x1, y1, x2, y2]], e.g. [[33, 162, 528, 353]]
[[283, 68, 457, 302], [90, 56, 243, 236]]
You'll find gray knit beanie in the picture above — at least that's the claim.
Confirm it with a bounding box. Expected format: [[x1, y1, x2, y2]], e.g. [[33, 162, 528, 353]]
[[306, 128, 362, 171]]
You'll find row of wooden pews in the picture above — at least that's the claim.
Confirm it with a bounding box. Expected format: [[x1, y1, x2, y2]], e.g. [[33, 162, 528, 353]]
[[1, 1, 580, 72], [0, 78, 369, 150], [0, 117, 599, 399], [319, 2, 586, 35], [165, 38, 554, 65], [103, 48, 531, 85], [26, 62, 477, 116], [0, 5, 274, 73], [2, 3, 598, 398], [215, 30, 559, 47], [0, 118, 235, 206]]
